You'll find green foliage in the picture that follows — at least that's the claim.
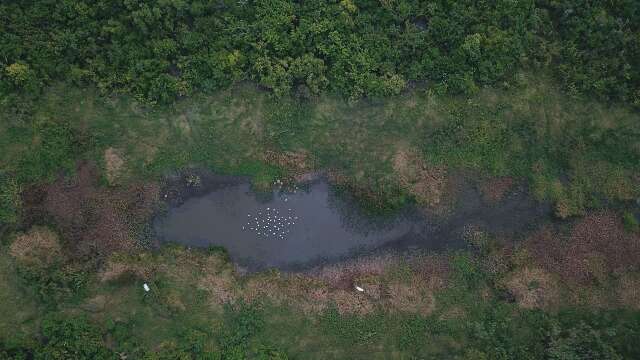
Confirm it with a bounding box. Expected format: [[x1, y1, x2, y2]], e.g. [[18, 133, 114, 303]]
[[450, 252, 486, 290], [5, 0, 637, 105], [461, 305, 547, 360], [105, 319, 145, 357], [0, 173, 21, 225], [623, 211, 639, 233], [320, 308, 385, 346], [4, 63, 38, 90], [35, 314, 114, 359], [0, 339, 32, 360], [218, 302, 265, 358], [547, 321, 621, 360], [546, 1, 640, 106], [142, 329, 218, 360], [16, 119, 79, 182], [17, 263, 90, 306], [264, 100, 311, 150], [422, 81, 640, 215], [397, 315, 429, 351]]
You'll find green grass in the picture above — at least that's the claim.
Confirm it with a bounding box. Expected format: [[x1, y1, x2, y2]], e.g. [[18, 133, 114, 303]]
[[2, 73, 637, 219], [2, 238, 640, 358], [0, 251, 40, 343], [0, 74, 639, 357]]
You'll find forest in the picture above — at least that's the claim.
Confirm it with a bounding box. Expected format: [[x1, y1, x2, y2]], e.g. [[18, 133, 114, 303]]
[[1, 1, 640, 359], [1, 0, 639, 104]]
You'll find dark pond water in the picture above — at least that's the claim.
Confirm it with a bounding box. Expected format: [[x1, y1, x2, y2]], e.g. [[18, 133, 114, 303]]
[[154, 173, 551, 271]]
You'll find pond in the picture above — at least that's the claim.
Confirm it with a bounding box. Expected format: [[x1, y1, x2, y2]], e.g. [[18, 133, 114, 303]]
[[154, 173, 550, 271]]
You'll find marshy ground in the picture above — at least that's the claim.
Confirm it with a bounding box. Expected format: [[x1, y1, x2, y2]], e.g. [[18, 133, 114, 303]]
[[1, 76, 639, 358]]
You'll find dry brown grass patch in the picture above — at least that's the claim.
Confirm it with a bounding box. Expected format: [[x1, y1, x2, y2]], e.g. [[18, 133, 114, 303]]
[[263, 150, 314, 181], [104, 147, 125, 185], [331, 290, 375, 315], [392, 148, 446, 208], [100, 255, 156, 282], [438, 306, 466, 321], [312, 254, 396, 285], [198, 270, 237, 306], [164, 290, 187, 312], [280, 275, 332, 314], [385, 275, 440, 315], [10, 226, 62, 268], [503, 267, 560, 310], [241, 272, 287, 305]]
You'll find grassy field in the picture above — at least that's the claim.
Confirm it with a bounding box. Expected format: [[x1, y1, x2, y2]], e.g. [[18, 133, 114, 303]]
[[1, 73, 639, 358], [2, 72, 638, 219], [2, 225, 640, 358]]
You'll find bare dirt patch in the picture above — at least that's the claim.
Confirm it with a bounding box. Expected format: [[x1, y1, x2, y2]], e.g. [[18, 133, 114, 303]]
[[392, 148, 447, 208]]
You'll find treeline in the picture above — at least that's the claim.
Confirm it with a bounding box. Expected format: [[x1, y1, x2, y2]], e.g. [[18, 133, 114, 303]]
[[0, 0, 638, 105]]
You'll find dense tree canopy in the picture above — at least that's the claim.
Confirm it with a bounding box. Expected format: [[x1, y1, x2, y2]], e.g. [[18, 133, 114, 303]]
[[1, 0, 638, 104]]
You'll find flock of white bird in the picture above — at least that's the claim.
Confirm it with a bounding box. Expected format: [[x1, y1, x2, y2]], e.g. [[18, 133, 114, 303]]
[[242, 207, 299, 239]]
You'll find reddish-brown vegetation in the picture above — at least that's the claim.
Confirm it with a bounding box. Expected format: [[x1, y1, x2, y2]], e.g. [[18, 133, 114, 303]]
[[31, 162, 159, 258], [525, 212, 640, 285], [480, 176, 515, 204]]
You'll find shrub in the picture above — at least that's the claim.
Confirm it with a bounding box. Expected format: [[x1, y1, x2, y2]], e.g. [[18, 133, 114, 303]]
[[623, 211, 639, 233], [35, 314, 114, 360], [547, 322, 621, 360], [0, 173, 20, 225]]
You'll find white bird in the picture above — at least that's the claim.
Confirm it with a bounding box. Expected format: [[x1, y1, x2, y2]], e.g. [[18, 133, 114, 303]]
[[143, 283, 151, 292], [355, 286, 364, 292]]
